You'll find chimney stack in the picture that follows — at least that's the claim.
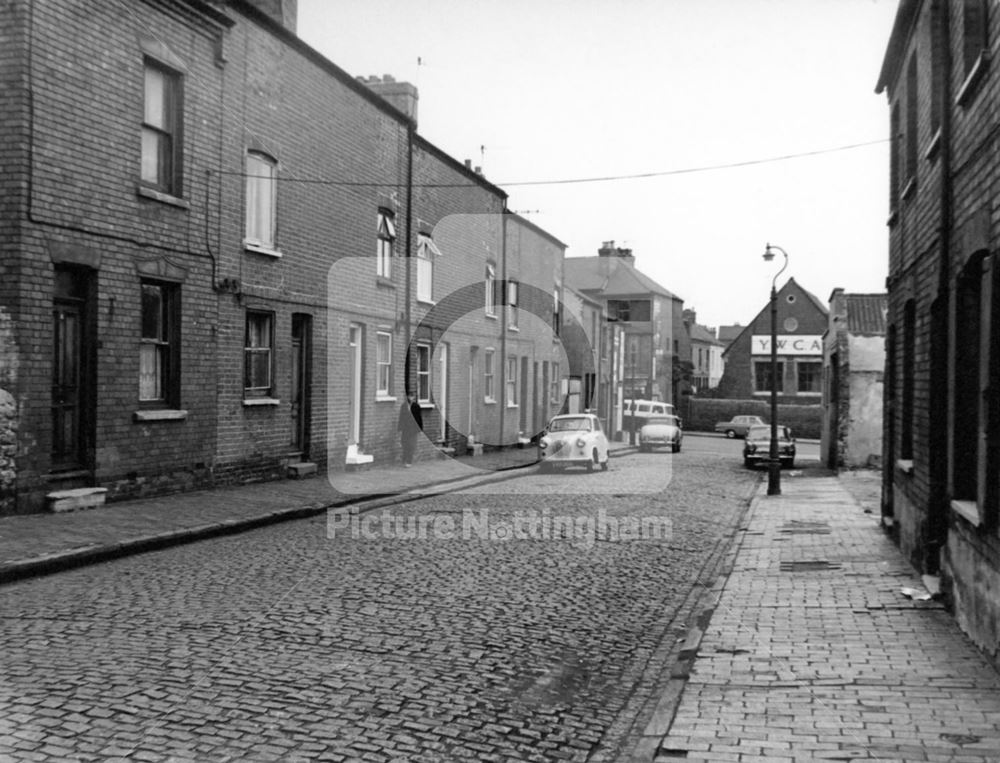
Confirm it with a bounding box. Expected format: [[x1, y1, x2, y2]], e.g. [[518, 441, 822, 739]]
[[598, 240, 635, 265], [361, 74, 419, 125], [244, 0, 297, 32]]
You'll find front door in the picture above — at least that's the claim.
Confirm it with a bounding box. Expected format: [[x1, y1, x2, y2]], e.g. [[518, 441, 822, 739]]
[[52, 268, 94, 472], [436, 342, 449, 442], [290, 315, 312, 456], [348, 324, 362, 447]]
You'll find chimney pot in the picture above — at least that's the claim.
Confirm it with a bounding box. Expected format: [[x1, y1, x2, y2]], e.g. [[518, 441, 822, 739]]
[[464, 159, 472, 169]]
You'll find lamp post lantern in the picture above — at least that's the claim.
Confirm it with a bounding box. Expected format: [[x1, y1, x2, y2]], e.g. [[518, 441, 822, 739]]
[[762, 243, 789, 496]]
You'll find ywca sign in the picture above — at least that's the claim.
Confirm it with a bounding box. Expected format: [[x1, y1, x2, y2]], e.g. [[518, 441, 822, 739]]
[[751, 335, 823, 355]]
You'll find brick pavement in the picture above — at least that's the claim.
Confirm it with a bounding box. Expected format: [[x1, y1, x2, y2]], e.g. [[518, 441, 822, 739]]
[[653, 469, 1000, 762], [0, 444, 633, 583]]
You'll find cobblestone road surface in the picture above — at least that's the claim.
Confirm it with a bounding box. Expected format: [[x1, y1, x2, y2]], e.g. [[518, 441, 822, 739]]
[[0, 450, 757, 762]]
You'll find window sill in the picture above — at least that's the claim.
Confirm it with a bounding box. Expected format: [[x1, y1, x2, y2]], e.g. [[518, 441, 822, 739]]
[[901, 177, 916, 202], [376, 395, 397, 403], [506, 403, 519, 409], [484, 397, 497, 405], [508, 325, 519, 332], [243, 397, 280, 406], [795, 391, 822, 397], [376, 276, 395, 289], [924, 129, 941, 162], [895, 459, 914, 475], [956, 50, 989, 108], [133, 409, 188, 422], [417, 298, 436, 306], [419, 402, 435, 409], [136, 185, 190, 209], [485, 312, 498, 320], [244, 242, 282, 258], [951, 499, 982, 527]]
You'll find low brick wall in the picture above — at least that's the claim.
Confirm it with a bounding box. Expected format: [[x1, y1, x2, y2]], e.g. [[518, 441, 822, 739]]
[[683, 398, 822, 440]]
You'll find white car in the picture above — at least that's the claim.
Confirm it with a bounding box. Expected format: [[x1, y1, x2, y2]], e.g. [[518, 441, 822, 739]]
[[639, 414, 683, 453], [538, 413, 610, 472]]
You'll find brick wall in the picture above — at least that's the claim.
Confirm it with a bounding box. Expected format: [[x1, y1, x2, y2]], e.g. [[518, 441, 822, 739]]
[[718, 278, 828, 404], [880, 0, 1000, 659]]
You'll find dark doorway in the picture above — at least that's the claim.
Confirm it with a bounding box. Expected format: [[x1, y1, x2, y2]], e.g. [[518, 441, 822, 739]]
[[290, 314, 312, 457], [51, 267, 95, 472]]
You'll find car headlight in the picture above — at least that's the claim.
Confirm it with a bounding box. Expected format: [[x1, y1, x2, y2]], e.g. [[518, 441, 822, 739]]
[[576, 438, 586, 448], [540, 437, 550, 449]]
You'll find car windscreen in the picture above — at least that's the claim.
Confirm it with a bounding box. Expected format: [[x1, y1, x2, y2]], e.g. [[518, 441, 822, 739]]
[[549, 418, 592, 432]]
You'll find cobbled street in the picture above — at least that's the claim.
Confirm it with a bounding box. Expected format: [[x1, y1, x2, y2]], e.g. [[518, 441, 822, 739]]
[[0, 449, 758, 762]]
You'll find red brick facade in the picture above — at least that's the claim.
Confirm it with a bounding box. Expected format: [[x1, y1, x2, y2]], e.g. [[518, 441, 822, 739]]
[[877, 0, 1000, 659], [717, 278, 829, 406], [0, 0, 567, 513]]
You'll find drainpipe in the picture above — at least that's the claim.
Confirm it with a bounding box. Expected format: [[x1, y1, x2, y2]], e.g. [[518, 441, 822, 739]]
[[404, 122, 414, 396], [928, 2, 953, 572], [499, 204, 508, 447]]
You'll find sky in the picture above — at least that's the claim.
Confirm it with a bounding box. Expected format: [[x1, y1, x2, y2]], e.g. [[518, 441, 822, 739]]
[[296, 0, 899, 332]]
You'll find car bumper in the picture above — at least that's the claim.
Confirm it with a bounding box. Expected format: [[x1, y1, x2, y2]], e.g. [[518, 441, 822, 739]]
[[744, 450, 795, 462], [539, 441, 593, 464]]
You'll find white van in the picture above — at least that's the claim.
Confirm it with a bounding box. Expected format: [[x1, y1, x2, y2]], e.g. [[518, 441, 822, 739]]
[[623, 399, 676, 427]]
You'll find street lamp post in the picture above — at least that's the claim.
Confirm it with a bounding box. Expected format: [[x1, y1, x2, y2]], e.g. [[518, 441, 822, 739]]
[[762, 243, 789, 496]]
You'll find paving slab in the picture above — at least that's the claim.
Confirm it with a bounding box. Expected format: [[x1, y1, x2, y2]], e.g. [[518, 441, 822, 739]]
[[652, 469, 1000, 763]]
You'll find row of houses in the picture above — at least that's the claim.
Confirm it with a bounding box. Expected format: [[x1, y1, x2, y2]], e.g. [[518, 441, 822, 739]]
[[876, 0, 1000, 660], [0, 0, 697, 514]]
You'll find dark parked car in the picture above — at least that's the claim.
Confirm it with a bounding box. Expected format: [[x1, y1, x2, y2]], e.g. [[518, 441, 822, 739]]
[[714, 415, 765, 438], [743, 424, 796, 469]]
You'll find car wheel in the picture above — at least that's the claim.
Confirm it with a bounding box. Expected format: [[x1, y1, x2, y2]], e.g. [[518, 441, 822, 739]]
[[725, 430, 736, 439], [744, 458, 754, 469], [601, 457, 609, 471], [672, 442, 681, 453], [782, 459, 794, 469]]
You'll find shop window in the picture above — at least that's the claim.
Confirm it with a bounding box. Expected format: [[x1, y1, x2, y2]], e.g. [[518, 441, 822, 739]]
[[753, 360, 785, 393], [796, 360, 822, 394]]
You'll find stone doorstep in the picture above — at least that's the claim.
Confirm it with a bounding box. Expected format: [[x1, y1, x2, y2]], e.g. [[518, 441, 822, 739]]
[[286, 461, 318, 478], [46, 487, 109, 513]]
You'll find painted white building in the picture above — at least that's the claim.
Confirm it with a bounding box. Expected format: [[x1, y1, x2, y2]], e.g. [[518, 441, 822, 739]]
[[821, 289, 887, 469]]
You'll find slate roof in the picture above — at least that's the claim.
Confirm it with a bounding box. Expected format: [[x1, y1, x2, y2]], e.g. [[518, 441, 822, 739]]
[[845, 293, 888, 335], [563, 257, 678, 300], [717, 325, 743, 345], [689, 323, 721, 345]]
